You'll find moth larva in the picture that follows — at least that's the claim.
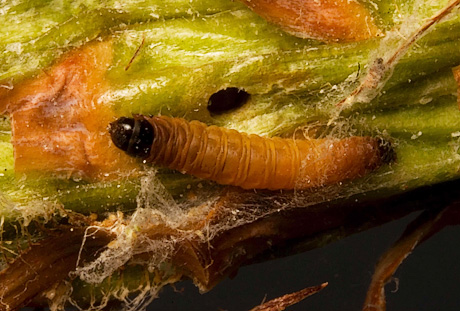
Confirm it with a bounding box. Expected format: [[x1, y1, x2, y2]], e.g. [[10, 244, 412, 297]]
[[110, 115, 393, 190]]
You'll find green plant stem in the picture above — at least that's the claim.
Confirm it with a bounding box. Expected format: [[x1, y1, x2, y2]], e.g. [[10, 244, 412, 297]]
[[0, 0, 459, 243], [0, 0, 244, 82]]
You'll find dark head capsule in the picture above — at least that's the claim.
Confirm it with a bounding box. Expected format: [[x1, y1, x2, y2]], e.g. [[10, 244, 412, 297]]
[[109, 117, 154, 158]]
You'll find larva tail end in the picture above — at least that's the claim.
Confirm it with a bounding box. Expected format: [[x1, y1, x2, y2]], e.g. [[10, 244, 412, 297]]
[[377, 138, 396, 165]]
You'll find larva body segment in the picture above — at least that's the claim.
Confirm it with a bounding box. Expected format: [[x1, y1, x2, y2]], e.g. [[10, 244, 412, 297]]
[[140, 116, 386, 190]]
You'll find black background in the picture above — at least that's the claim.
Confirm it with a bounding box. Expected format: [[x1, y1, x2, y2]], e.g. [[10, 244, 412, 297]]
[[146, 211, 460, 311]]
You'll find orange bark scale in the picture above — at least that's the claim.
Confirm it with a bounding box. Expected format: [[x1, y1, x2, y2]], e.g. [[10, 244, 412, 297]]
[[241, 0, 382, 42], [0, 41, 137, 180]]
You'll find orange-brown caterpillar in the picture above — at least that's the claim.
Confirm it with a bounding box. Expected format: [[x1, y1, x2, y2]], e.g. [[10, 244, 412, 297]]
[[110, 115, 393, 190]]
